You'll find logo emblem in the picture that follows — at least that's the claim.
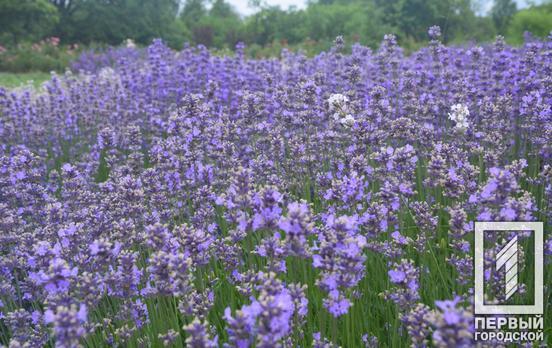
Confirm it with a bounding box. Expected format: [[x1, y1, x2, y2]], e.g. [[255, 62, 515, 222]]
[[474, 222, 543, 315], [495, 235, 518, 300]]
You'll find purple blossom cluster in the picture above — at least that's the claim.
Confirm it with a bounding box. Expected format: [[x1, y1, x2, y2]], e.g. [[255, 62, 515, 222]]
[[0, 29, 551, 346]]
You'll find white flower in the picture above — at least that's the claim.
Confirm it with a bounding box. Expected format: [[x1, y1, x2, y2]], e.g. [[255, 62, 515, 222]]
[[328, 93, 355, 128], [340, 114, 356, 127], [448, 103, 469, 122], [328, 93, 349, 112], [98, 67, 122, 85], [455, 119, 469, 131], [448, 103, 470, 131], [125, 38, 136, 48]]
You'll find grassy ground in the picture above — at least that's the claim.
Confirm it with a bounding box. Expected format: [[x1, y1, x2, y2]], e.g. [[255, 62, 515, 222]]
[[0, 72, 51, 88]]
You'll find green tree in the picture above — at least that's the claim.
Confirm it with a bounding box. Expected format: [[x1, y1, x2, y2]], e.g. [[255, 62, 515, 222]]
[[55, 0, 187, 47], [49, 0, 81, 40], [180, 0, 244, 48], [491, 0, 517, 34], [374, 0, 476, 42], [0, 0, 59, 44], [245, 6, 297, 46], [180, 0, 207, 28], [211, 0, 235, 17], [507, 3, 552, 43], [209, 0, 244, 47]]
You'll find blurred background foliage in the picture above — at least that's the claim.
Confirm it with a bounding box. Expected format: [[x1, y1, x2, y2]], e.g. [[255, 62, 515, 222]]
[[0, 0, 551, 73]]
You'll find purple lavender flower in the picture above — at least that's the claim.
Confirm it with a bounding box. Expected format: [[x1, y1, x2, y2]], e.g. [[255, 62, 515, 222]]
[[384, 259, 420, 308], [429, 297, 474, 347], [313, 215, 366, 317], [278, 200, 314, 257], [183, 318, 218, 348], [44, 304, 88, 348], [0, 32, 550, 347]]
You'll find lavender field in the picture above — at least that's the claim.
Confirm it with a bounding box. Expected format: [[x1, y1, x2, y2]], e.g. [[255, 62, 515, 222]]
[[0, 29, 551, 347]]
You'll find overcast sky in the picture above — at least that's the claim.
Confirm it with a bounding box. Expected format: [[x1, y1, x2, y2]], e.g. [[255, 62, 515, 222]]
[[225, 0, 545, 16]]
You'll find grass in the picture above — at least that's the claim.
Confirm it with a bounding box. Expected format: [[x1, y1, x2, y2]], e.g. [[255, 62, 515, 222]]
[[0, 72, 51, 88]]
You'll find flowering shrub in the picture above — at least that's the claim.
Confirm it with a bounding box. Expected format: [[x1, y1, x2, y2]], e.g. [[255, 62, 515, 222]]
[[0, 38, 79, 73], [0, 29, 551, 347]]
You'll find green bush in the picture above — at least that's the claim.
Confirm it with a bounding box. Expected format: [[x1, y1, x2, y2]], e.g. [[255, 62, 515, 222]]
[[0, 0, 58, 45], [507, 5, 552, 44], [0, 39, 79, 73]]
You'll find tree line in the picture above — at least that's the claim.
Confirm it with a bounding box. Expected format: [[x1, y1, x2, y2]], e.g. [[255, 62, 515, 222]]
[[1, 0, 551, 51]]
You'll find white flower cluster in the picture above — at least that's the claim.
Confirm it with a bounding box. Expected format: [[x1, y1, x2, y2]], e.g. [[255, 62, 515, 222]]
[[125, 38, 136, 48], [328, 93, 349, 112], [94, 67, 123, 86], [328, 93, 355, 128], [448, 103, 470, 131]]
